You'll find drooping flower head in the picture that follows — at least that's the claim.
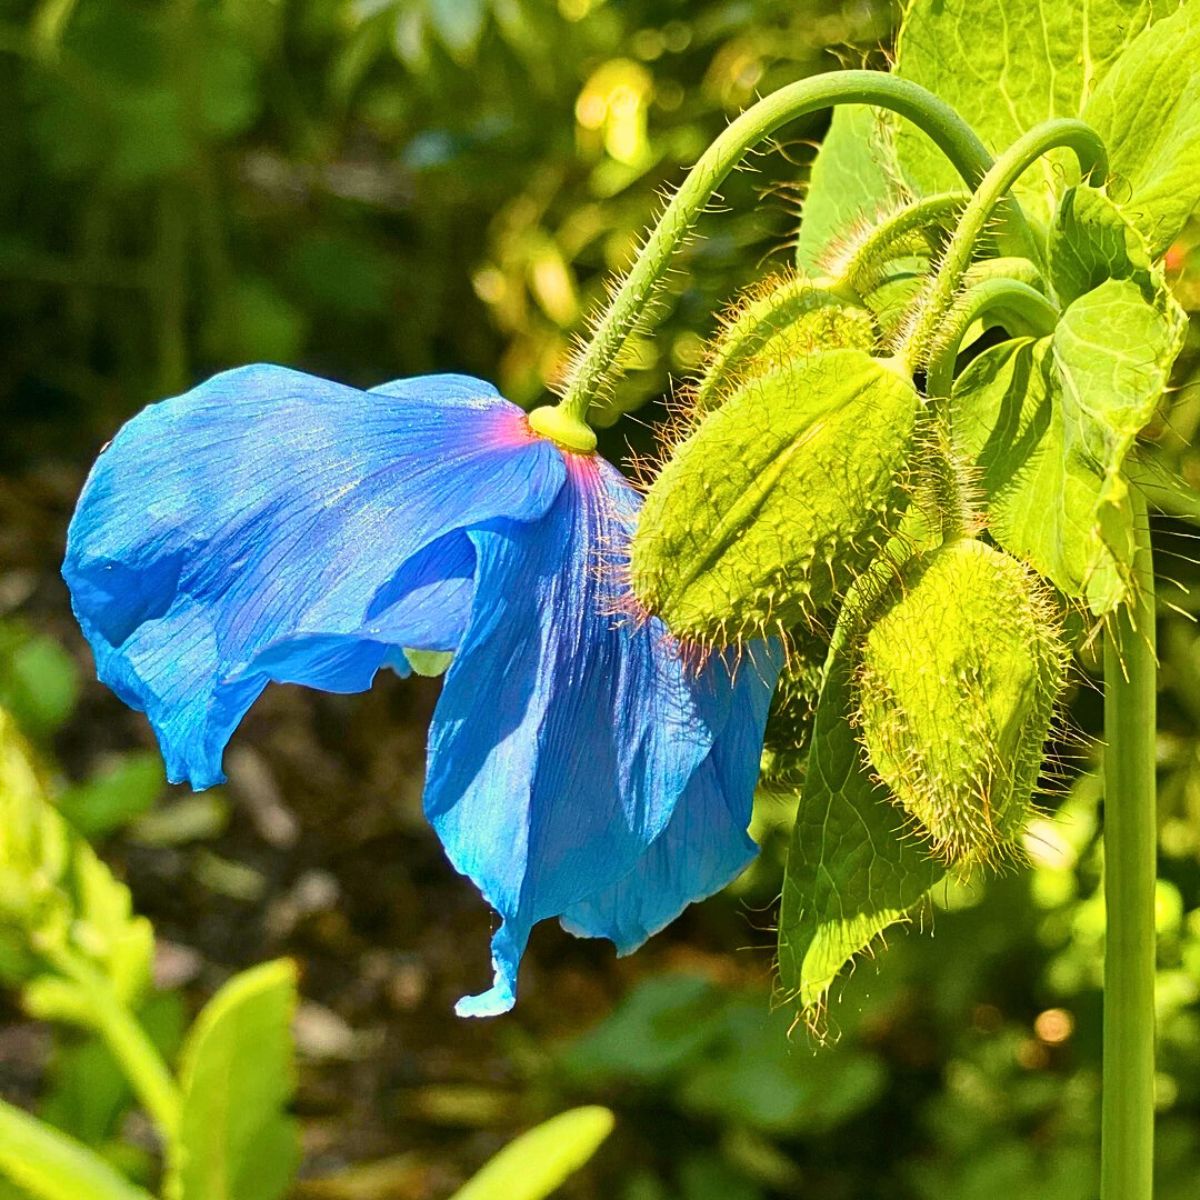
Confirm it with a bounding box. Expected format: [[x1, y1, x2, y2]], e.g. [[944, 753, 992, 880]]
[[64, 366, 780, 1015]]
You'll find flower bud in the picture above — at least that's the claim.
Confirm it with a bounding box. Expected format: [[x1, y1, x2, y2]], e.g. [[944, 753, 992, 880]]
[[631, 349, 919, 645], [855, 538, 1067, 868], [692, 273, 874, 414]]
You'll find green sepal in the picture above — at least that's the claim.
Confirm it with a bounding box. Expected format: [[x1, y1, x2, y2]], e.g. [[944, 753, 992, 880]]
[[632, 350, 920, 645]]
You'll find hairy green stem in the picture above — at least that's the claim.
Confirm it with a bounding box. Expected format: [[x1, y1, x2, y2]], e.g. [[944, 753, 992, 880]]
[[549, 71, 1035, 430], [902, 118, 1107, 367], [924, 273, 1057, 399], [838, 190, 969, 295], [1101, 484, 1157, 1200]]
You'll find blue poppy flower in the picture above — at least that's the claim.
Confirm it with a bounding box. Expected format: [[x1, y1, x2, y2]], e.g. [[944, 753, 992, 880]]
[[63, 365, 780, 1016]]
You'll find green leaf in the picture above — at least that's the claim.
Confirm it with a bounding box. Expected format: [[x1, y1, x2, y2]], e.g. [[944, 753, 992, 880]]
[[168, 960, 299, 1200], [0, 626, 80, 740], [777, 593, 940, 1020], [1083, 1, 1200, 255], [0, 709, 153, 1004], [55, 753, 166, 839], [796, 105, 898, 273], [561, 975, 726, 1085], [450, 1107, 614, 1200], [951, 277, 1185, 613], [0, 1096, 154, 1200], [1048, 185, 1153, 304], [678, 999, 886, 1135], [894, 0, 1155, 225]]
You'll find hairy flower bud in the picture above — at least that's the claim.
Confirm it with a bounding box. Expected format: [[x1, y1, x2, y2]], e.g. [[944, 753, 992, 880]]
[[691, 274, 875, 414], [855, 538, 1067, 868], [631, 349, 919, 645]]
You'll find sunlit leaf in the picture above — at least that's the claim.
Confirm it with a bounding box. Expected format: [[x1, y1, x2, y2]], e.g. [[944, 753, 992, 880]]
[[0, 1097, 154, 1200], [450, 1107, 614, 1200], [1083, 1, 1200, 255], [951, 277, 1186, 613], [167, 959, 299, 1200], [894, 0, 1155, 225]]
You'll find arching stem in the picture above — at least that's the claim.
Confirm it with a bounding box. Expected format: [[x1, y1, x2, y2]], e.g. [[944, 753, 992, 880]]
[[901, 118, 1107, 369], [1102, 483, 1157, 1200], [548, 71, 1036, 427], [924, 272, 1058, 399]]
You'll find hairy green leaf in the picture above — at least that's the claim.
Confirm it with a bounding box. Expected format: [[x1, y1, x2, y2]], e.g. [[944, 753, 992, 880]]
[[894, 0, 1155, 225], [1083, 1, 1200, 255], [0, 1096, 154, 1200], [951, 277, 1185, 612], [167, 960, 299, 1200], [450, 1107, 614, 1200], [777, 594, 940, 1020]]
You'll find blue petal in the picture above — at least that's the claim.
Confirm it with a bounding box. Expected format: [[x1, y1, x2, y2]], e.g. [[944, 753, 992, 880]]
[[63, 365, 566, 788], [423, 457, 764, 1017], [559, 643, 781, 953]]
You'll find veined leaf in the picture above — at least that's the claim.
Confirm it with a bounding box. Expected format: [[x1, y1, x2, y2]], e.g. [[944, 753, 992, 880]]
[[951, 277, 1186, 613], [1083, 1, 1200, 255], [777, 591, 940, 1021], [1048, 185, 1153, 304], [167, 959, 299, 1200], [450, 1107, 614, 1200], [0, 1096, 154, 1200], [796, 104, 899, 273], [0, 709, 152, 1006], [894, 0, 1155, 226]]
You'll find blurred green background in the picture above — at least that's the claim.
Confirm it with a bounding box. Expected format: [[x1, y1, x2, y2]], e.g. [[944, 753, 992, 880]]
[[2, 0, 1200, 1197]]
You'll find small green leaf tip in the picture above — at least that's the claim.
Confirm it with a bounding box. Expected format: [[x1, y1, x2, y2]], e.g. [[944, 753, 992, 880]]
[[527, 404, 597, 454], [855, 538, 1068, 870], [631, 349, 919, 647]]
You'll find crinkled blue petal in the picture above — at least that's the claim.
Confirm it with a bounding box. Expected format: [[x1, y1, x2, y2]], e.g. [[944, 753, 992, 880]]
[[559, 642, 781, 952], [63, 365, 566, 788], [423, 457, 762, 1018]]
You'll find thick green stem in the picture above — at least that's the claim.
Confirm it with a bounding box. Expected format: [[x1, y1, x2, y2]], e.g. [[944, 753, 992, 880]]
[[553, 71, 1033, 425], [1101, 484, 1157, 1200], [902, 118, 1106, 367], [924, 273, 1057, 399]]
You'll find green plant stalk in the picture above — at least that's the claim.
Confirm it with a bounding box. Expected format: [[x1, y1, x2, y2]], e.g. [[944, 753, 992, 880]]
[[838, 190, 969, 294], [1101, 484, 1157, 1200], [552, 71, 1037, 426], [903, 118, 1107, 367], [924, 273, 1058, 398], [49, 949, 182, 1145]]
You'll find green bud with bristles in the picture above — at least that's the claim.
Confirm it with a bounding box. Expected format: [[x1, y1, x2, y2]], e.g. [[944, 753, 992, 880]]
[[691, 274, 875, 414], [631, 349, 920, 645], [855, 538, 1068, 869]]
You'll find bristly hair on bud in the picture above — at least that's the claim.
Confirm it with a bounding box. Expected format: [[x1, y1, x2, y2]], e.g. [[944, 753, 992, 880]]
[[629, 349, 921, 655], [689, 272, 876, 415], [854, 537, 1069, 871]]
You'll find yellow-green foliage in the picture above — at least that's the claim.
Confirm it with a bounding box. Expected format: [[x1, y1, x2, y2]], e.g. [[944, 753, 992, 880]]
[[631, 350, 919, 646], [855, 538, 1068, 868]]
